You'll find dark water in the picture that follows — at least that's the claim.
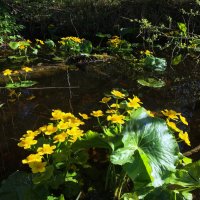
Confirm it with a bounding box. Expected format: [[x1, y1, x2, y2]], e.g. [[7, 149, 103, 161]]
[[0, 61, 200, 199]]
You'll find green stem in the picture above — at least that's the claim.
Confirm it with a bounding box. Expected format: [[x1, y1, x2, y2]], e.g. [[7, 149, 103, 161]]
[[8, 75, 14, 83]]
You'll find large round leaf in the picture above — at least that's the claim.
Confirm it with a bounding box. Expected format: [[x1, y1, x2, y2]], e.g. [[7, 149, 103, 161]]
[[144, 56, 167, 71], [110, 108, 179, 187], [137, 78, 165, 88]]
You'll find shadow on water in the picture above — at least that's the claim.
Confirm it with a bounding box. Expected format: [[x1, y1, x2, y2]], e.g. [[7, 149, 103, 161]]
[[0, 59, 200, 199]]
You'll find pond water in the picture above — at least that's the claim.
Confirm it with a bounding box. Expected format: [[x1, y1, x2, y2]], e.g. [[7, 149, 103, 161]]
[[0, 59, 200, 184]]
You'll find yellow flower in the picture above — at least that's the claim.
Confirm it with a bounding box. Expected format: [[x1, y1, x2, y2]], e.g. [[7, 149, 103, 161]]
[[53, 132, 68, 143], [29, 162, 47, 173], [43, 124, 57, 135], [178, 114, 188, 125], [57, 121, 70, 130], [110, 103, 120, 108], [18, 137, 37, 149], [100, 97, 111, 103], [51, 109, 65, 120], [107, 114, 125, 124], [22, 154, 43, 164], [166, 119, 181, 132], [144, 50, 152, 56], [61, 36, 82, 43], [22, 66, 33, 72], [13, 70, 19, 75], [19, 45, 25, 50], [58, 40, 65, 45], [107, 36, 121, 48], [3, 69, 12, 76], [22, 130, 41, 138], [79, 113, 90, 120], [106, 109, 117, 114], [179, 131, 191, 146], [36, 39, 44, 45], [37, 144, 56, 155], [90, 110, 104, 117], [27, 39, 32, 43], [146, 110, 155, 117], [69, 117, 84, 127], [67, 127, 84, 143], [127, 96, 142, 109], [161, 109, 180, 120], [111, 90, 125, 98]]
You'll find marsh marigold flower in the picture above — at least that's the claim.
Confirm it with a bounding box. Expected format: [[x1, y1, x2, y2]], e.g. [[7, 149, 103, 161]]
[[127, 96, 142, 109], [22, 66, 33, 72], [67, 127, 84, 143], [161, 109, 180, 120], [43, 124, 57, 135], [53, 132, 68, 143], [179, 131, 191, 146], [90, 110, 104, 117], [107, 114, 125, 124], [29, 162, 47, 173], [146, 110, 155, 117], [111, 90, 125, 98], [51, 109, 65, 120], [110, 103, 120, 108], [18, 137, 37, 149], [3, 69, 12, 76], [100, 97, 111, 103], [178, 114, 188, 125], [22, 130, 41, 138], [37, 144, 56, 155], [79, 113, 90, 120], [22, 153, 43, 164], [36, 39, 44, 45], [166, 119, 181, 132]]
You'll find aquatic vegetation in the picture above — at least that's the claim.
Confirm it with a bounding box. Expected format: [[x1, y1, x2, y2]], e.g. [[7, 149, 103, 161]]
[[59, 36, 92, 56], [0, 89, 197, 199], [107, 36, 133, 57], [2, 66, 37, 88]]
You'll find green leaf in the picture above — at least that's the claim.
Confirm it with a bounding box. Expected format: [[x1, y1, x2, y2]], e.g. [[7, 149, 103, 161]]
[[80, 40, 92, 54], [178, 22, 187, 36], [137, 78, 165, 88], [72, 130, 110, 150], [144, 56, 167, 71], [6, 81, 37, 88], [172, 54, 183, 65], [32, 165, 54, 184], [45, 39, 55, 48], [143, 187, 192, 200], [166, 160, 200, 191], [120, 192, 138, 200], [8, 41, 20, 50], [0, 171, 48, 200], [96, 33, 111, 38], [110, 108, 179, 187], [111, 146, 136, 165]]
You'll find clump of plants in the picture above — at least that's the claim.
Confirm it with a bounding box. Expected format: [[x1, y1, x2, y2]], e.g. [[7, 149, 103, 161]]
[[107, 36, 133, 57], [2, 66, 37, 88], [59, 36, 92, 57], [0, 89, 199, 200]]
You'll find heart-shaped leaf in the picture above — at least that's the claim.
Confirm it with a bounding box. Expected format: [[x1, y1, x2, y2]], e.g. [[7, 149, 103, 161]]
[[110, 108, 179, 187], [137, 78, 165, 88]]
